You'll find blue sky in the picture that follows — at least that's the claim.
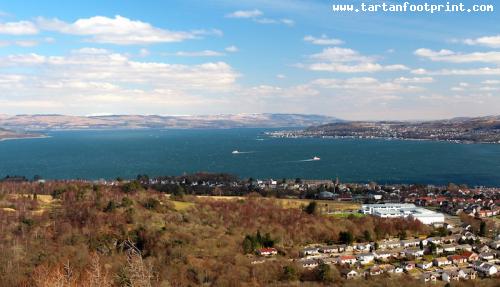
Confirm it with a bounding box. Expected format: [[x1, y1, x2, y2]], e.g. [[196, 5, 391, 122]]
[[0, 0, 499, 120]]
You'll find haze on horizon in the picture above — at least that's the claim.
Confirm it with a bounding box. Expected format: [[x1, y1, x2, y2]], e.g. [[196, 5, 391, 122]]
[[0, 0, 499, 121]]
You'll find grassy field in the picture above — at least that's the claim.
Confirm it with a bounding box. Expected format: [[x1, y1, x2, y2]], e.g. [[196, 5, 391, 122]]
[[170, 200, 195, 211], [1, 194, 60, 214], [194, 195, 361, 212], [326, 212, 365, 219], [277, 198, 360, 211]]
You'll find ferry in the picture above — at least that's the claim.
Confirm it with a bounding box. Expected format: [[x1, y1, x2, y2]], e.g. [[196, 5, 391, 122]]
[[232, 150, 240, 154], [312, 156, 321, 161]]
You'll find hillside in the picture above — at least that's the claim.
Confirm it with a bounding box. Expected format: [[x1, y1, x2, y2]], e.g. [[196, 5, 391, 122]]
[[269, 116, 500, 144], [0, 128, 43, 141], [0, 113, 341, 130]]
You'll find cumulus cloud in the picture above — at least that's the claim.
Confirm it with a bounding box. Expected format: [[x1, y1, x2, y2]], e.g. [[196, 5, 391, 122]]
[[225, 9, 263, 18], [35, 15, 220, 45], [0, 20, 38, 35], [174, 50, 225, 57], [226, 9, 294, 26], [0, 49, 239, 114], [303, 47, 408, 73], [412, 67, 500, 76], [464, 35, 500, 48], [225, 45, 239, 52], [304, 35, 344, 46], [415, 48, 500, 64]]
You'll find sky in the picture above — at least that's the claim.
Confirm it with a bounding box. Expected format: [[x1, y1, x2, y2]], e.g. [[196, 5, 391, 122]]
[[0, 0, 499, 120]]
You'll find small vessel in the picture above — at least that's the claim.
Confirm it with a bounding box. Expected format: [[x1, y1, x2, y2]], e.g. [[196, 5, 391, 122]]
[[312, 156, 321, 161], [232, 150, 240, 154]]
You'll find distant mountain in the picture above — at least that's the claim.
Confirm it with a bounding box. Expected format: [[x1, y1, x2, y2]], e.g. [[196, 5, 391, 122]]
[[268, 115, 500, 144], [0, 113, 342, 131]]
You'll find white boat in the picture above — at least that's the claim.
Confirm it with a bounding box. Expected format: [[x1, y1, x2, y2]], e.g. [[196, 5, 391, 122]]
[[232, 150, 240, 154], [312, 156, 321, 161]]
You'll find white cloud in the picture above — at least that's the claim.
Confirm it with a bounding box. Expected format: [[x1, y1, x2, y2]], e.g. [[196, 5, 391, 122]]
[[276, 74, 286, 79], [175, 50, 225, 57], [482, 80, 500, 85], [413, 67, 500, 76], [35, 15, 220, 45], [226, 9, 294, 26], [303, 47, 408, 73], [0, 49, 239, 114], [0, 20, 38, 35], [225, 45, 239, 52], [415, 48, 500, 64], [304, 35, 343, 46], [139, 48, 150, 57], [464, 35, 500, 48], [225, 9, 263, 18], [394, 77, 434, 84]]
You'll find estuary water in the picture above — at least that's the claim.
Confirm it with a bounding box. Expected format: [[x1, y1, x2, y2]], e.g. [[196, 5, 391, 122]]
[[0, 129, 499, 186]]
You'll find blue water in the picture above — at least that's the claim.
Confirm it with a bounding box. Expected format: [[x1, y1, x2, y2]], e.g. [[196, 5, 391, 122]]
[[1, 129, 499, 186]]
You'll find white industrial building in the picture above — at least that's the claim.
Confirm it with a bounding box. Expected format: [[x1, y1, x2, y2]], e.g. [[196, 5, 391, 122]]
[[361, 203, 445, 225]]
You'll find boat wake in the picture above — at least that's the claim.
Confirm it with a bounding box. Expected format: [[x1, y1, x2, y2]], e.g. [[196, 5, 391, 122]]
[[232, 150, 255, 154]]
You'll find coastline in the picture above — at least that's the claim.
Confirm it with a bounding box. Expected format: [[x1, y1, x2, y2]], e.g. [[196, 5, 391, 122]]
[[0, 135, 51, 142]]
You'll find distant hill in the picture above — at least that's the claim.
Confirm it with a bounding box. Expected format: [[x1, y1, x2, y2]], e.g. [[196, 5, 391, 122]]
[[268, 115, 500, 144], [0, 127, 43, 141], [0, 113, 342, 130]]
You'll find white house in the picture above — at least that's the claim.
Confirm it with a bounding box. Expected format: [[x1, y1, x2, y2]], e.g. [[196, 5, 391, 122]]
[[433, 257, 451, 267], [442, 271, 460, 282], [357, 253, 375, 264], [374, 251, 392, 261], [474, 262, 498, 276], [416, 261, 433, 270]]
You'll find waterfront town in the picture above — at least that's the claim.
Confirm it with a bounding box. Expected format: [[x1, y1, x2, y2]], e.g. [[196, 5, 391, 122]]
[[1, 174, 499, 285]]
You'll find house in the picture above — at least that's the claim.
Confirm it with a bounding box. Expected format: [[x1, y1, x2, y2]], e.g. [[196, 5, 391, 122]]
[[475, 244, 490, 254], [321, 257, 338, 265], [301, 259, 319, 269], [479, 252, 495, 261], [374, 251, 392, 261], [354, 243, 372, 251], [403, 261, 416, 271], [443, 236, 458, 244], [385, 240, 402, 249], [421, 272, 437, 283], [356, 253, 375, 264], [405, 248, 424, 258], [456, 244, 473, 252], [401, 239, 420, 248], [461, 251, 480, 262], [338, 255, 357, 265], [319, 245, 340, 254], [393, 266, 404, 274], [443, 244, 456, 253], [448, 255, 467, 265], [379, 264, 395, 273], [473, 262, 498, 276], [490, 240, 500, 250], [442, 270, 460, 282], [341, 245, 354, 252], [376, 241, 388, 250], [256, 247, 278, 256], [434, 246, 444, 255], [341, 269, 359, 279], [368, 266, 383, 276], [459, 268, 477, 280], [301, 247, 320, 257], [433, 257, 451, 267], [416, 261, 433, 270], [427, 237, 442, 245]]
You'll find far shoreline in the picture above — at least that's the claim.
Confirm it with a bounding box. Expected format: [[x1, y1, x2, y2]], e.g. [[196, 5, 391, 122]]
[[0, 135, 51, 142]]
